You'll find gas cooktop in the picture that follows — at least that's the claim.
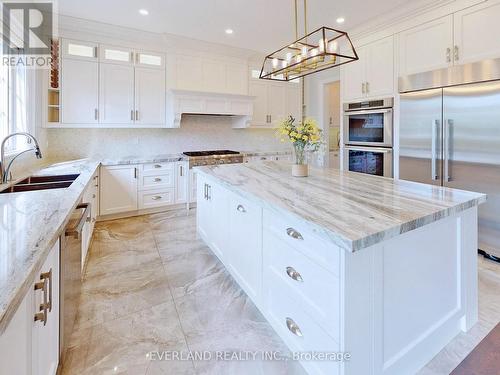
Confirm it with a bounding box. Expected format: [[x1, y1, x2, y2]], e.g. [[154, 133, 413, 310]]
[[183, 150, 240, 157]]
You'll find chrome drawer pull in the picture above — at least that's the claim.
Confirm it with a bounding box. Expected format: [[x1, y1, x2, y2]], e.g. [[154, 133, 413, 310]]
[[286, 227, 303, 240], [40, 269, 52, 312], [286, 317, 303, 337], [154, 164, 162, 168], [286, 266, 303, 282], [154, 178, 162, 182], [34, 277, 48, 326], [237, 204, 246, 213], [152, 196, 162, 201]]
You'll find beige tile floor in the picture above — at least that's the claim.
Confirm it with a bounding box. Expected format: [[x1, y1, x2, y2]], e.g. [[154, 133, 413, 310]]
[[61, 210, 500, 375]]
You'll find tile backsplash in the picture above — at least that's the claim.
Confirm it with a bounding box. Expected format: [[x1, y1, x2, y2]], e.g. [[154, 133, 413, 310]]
[[47, 115, 288, 161]]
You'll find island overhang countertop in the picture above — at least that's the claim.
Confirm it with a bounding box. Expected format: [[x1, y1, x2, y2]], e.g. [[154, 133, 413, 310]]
[[196, 161, 487, 252]]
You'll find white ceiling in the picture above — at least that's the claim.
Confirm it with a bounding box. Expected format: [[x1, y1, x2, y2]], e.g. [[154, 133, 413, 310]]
[[58, 0, 414, 52]]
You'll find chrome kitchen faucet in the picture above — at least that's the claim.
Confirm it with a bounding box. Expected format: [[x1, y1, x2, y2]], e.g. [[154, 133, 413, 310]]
[[0, 132, 43, 184]]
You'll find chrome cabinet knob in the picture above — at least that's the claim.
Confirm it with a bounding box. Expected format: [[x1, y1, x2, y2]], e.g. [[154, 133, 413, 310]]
[[152, 196, 162, 201], [286, 227, 303, 240], [286, 317, 303, 337], [154, 178, 162, 182], [237, 204, 246, 213], [286, 266, 304, 282]]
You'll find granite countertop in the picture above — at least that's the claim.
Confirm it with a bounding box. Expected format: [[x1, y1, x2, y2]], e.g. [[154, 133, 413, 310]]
[[196, 161, 487, 252], [0, 159, 100, 332], [100, 153, 187, 165], [241, 150, 292, 157]]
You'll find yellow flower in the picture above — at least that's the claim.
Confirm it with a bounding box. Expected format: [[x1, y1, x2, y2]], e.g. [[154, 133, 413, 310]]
[[302, 135, 308, 141]]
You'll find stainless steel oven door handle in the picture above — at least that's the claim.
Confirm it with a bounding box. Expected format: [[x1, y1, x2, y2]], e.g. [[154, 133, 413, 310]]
[[431, 120, 439, 181], [65, 203, 90, 239], [344, 108, 393, 116], [344, 146, 392, 153]]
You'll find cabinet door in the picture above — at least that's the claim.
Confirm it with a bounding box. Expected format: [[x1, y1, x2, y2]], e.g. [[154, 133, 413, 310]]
[[454, 1, 500, 65], [175, 162, 188, 204], [32, 240, 60, 375], [249, 80, 269, 126], [61, 59, 98, 124], [100, 45, 133, 65], [189, 170, 197, 203], [209, 183, 229, 261], [99, 165, 138, 215], [226, 63, 248, 94], [398, 15, 453, 76], [99, 63, 134, 124], [62, 39, 97, 61], [196, 175, 211, 241], [286, 84, 302, 122], [135, 68, 166, 125], [342, 47, 366, 101], [228, 193, 262, 303], [365, 36, 394, 98], [0, 286, 32, 375], [268, 82, 287, 127]]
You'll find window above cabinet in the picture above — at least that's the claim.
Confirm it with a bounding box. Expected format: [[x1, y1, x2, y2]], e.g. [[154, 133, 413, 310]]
[[62, 39, 98, 61]]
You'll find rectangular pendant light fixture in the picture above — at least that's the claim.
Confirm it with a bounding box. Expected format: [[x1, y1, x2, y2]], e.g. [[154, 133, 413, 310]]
[[260, 26, 358, 81]]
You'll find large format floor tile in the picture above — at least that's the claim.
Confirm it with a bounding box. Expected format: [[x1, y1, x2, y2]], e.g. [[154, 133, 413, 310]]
[[61, 210, 500, 375]]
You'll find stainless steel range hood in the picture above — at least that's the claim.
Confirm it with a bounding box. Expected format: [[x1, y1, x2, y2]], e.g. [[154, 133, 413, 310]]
[[399, 57, 500, 93]]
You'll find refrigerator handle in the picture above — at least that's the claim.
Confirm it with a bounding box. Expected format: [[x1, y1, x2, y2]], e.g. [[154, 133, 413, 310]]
[[431, 120, 439, 181], [444, 119, 453, 183]]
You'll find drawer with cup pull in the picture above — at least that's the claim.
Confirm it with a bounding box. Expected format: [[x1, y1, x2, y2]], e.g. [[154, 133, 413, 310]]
[[142, 162, 175, 176], [263, 230, 340, 340], [263, 209, 340, 276], [139, 173, 175, 191], [264, 282, 340, 375], [138, 189, 174, 209]]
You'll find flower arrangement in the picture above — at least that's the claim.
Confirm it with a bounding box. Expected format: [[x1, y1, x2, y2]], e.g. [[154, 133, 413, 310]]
[[277, 116, 323, 176]]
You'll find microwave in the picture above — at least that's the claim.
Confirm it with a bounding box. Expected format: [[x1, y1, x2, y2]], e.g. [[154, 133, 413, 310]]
[[343, 146, 393, 178], [343, 98, 394, 147]]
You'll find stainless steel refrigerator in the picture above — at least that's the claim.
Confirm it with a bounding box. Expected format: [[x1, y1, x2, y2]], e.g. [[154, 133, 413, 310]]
[[400, 61, 500, 260]]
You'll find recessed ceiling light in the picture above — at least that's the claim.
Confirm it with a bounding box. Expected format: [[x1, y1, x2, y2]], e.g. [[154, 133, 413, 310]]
[[139, 9, 149, 16], [225, 28, 234, 35], [336, 17, 345, 24]]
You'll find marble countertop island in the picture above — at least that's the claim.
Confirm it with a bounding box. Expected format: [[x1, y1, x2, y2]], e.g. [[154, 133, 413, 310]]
[[0, 159, 100, 332], [196, 161, 487, 252]]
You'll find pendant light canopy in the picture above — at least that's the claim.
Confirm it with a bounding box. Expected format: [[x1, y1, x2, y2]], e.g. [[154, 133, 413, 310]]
[[260, 1, 358, 81]]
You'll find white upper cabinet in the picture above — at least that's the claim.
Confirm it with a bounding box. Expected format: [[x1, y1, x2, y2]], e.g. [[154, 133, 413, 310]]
[[454, 1, 500, 65], [100, 45, 133, 65], [343, 36, 394, 101], [268, 82, 287, 126], [342, 47, 367, 101], [398, 15, 454, 76], [248, 80, 269, 126], [366, 36, 394, 98], [174, 54, 248, 94], [135, 51, 165, 68], [248, 71, 301, 128], [62, 39, 98, 61], [61, 59, 99, 124], [135, 67, 166, 125], [99, 63, 135, 124]]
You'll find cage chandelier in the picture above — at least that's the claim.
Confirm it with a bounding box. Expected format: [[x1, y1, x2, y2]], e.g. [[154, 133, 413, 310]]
[[260, 0, 358, 81]]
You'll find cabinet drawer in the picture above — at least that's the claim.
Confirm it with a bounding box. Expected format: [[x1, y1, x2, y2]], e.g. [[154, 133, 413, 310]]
[[141, 162, 174, 175], [138, 189, 174, 209], [263, 209, 341, 276], [265, 285, 340, 375], [139, 173, 174, 190], [264, 230, 340, 340]]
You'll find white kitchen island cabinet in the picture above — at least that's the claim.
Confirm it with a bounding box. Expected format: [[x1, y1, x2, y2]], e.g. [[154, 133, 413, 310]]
[[195, 162, 486, 375]]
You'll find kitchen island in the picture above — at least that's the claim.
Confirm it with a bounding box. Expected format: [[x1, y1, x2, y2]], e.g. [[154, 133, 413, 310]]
[[195, 161, 486, 375]]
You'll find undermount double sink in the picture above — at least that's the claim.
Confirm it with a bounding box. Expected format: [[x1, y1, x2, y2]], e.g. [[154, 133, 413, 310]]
[[0, 174, 80, 194]]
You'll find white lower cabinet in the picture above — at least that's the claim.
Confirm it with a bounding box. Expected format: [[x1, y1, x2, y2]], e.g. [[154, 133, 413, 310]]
[[227, 193, 262, 304], [196, 176, 341, 375], [99, 165, 138, 215], [100, 161, 189, 217], [0, 240, 60, 375]]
